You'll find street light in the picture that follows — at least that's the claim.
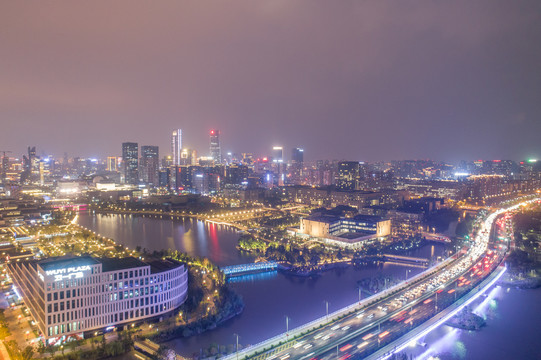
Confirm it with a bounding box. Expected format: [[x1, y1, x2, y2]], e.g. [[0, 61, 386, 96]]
[[285, 316, 290, 342], [234, 333, 240, 360], [324, 301, 329, 320]]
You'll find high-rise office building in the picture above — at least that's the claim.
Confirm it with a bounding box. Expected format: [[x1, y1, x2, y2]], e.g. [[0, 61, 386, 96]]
[[289, 148, 304, 185], [272, 146, 283, 163], [158, 168, 170, 188], [106, 157, 118, 172], [210, 130, 221, 164], [336, 161, 360, 191], [162, 155, 173, 168], [1, 153, 9, 181], [140, 146, 159, 186], [21, 146, 38, 183], [180, 148, 197, 165], [225, 164, 249, 185], [291, 148, 304, 164], [171, 129, 182, 166], [122, 142, 139, 185], [28, 146, 36, 163]]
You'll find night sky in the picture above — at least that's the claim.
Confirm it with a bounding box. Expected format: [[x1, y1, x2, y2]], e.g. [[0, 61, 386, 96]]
[[2, 1, 541, 162]]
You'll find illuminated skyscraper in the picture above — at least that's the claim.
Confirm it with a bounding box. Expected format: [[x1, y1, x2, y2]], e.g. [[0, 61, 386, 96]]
[[171, 129, 182, 166], [180, 148, 197, 165], [106, 156, 118, 172], [122, 142, 138, 185], [1, 153, 9, 182], [336, 161, 360, 191], [291, 148, 304, 165], [290, 148, 304, 184], [272, 146, 283, 163], [140, 146, 159, 186], [210, 130, 221, 164]]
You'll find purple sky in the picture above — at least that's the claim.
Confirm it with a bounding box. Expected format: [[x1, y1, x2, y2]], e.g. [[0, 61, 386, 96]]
[[1, 1, 540, 162]]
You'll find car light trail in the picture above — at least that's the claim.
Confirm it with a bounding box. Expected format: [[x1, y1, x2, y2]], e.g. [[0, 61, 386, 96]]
[[378, 266, 507, 360]]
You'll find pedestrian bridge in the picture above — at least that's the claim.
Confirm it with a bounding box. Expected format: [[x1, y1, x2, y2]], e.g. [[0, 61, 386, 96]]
[[383, 254, 429, 264], [221, 261, 279, 277]]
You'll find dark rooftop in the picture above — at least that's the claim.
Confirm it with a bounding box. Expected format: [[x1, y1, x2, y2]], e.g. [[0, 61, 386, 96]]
[[304, 214, 341, 224], [352, 214, 384, 223], [147, 258, 183, 274], [99, 257, 148, 272]]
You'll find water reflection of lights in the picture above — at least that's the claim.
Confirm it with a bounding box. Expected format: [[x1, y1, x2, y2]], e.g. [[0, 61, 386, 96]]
[[412, 327, 460, 360], [197, 220, 208, 247], [227, 271, 278, 284], [472, 285, 501, 317], [180, 229, 195, 254]]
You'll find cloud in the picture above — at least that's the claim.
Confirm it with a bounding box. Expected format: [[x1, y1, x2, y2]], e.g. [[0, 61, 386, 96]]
[[0, 1, 540, 161]]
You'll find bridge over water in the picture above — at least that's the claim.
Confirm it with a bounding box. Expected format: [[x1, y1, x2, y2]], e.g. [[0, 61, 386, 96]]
[[221, 262, 279, 277], [382, 254, 429, 266]]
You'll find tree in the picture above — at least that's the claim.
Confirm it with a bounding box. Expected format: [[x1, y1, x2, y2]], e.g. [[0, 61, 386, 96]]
[[21, 345, 34, 360], [100, 335, 107, 351], [46, 345, 55, 357]]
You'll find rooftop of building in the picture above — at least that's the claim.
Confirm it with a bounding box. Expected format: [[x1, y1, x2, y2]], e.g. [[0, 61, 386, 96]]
[[305, 213, 387, 224], [351, 214, 385, 223], [38, 255, 100, 271], [304, 214, 341, 224], [98, 256, 148, 272], [147, 258, 183, 274], [311, 205, 358, 218], [29, 255, 183, 273]]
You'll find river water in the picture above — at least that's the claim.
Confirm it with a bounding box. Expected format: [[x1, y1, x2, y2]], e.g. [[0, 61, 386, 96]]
[[78, 212, 539, 359], [77, 211, 254, 267], [397, 284, 541, 360]]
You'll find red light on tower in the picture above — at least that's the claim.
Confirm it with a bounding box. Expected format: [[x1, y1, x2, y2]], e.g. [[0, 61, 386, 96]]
[[210, 130, 215, 135]]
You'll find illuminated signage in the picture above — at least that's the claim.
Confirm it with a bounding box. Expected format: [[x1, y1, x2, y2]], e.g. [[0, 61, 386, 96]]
[[45, 265, 91, 282]]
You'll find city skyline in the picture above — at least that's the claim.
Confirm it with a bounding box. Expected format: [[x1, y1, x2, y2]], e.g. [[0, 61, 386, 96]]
[[2, 1, 541, 162], [2, 135, 540, 165], [1, 2, 540, 358]]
